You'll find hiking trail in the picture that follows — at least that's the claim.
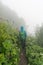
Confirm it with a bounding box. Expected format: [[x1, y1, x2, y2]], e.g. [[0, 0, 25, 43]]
[[19, 49, 28, 65]]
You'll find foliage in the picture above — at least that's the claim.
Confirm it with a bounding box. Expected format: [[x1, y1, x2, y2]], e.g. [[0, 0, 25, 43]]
[[0, 21, 20, 65], [26, 36, 43, 65], [0, 21, 43, 65], [35, 24, 43, 47]]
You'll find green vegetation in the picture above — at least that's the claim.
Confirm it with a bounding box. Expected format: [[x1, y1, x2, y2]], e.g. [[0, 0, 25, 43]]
[[26, 36, 43, 65], [0, 21, 20, 65], [35, 25, 43, 47], [0, 21, 43, 65]]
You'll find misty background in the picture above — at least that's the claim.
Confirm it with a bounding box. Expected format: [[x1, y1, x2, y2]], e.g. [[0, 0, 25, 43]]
[[0, 1, 26, 31], [0, 0, 43, 35]]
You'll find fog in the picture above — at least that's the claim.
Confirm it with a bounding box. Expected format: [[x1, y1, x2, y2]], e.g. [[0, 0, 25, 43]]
[[0, 1, 26, 31], [0, 0, 43, 34]]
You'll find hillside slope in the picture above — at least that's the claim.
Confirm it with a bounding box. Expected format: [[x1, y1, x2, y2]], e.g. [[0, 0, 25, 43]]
[[0, 2, 26, 29]]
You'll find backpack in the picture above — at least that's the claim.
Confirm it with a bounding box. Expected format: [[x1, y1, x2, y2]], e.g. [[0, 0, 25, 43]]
[[20, 31, 26, 40]]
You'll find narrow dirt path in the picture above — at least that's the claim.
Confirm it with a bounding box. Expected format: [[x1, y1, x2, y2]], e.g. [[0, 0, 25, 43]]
[[19, 49, 28, 65]]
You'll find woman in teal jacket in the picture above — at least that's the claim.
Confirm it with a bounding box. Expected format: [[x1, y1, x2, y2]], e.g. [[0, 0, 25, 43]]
[[19, 26, 27, 49]]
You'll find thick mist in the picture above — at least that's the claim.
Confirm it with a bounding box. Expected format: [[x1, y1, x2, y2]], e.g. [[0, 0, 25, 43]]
[[0, 2, 26, 30]]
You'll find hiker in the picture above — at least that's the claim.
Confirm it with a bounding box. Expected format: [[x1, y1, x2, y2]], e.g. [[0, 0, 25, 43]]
[[19, 26, 27, 50]]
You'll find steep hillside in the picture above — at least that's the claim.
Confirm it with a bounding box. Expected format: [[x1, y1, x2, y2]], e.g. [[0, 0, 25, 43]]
[[0, 2, 25, 29]]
